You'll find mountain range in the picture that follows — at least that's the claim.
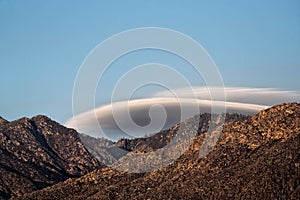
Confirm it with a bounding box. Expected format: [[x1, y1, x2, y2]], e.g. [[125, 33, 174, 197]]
[[0, 103, 299, 199]]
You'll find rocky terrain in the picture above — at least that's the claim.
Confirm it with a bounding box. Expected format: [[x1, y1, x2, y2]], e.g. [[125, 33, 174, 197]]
[[80, 113, 249, 168], [0, 115, 101, 199], [0, 111, 248, 199], [12, 103, 300, 199], [115, 113, 250, 152], [79, 134, 127, 165]]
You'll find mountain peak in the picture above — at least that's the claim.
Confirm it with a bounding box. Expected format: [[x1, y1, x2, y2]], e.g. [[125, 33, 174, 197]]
[[256, 102, 299, 118], [0, 116, 8, 125], [31, 114, 52, 121], [250, 102, 300, 140], [0, 115, 101, 198]]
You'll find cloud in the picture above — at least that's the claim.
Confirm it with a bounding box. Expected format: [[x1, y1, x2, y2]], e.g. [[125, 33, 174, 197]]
[[153, 87, 300, 106], [65, 86, 300, 140]]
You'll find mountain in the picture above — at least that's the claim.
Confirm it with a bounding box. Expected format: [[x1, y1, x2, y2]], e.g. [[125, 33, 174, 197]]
[[115, 113, 250, 152], [0, 112, 248, 199], [0, 115, 101, 199], [79, 113, 250, 167], [14, 103, 300, 199]]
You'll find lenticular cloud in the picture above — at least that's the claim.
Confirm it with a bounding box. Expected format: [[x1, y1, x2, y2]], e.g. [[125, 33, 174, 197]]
[[153, 87, 300, 106], [65, 87, 300, 139]]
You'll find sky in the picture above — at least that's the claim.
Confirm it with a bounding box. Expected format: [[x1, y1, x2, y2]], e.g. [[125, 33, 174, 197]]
[[1, 0, 300, 124]]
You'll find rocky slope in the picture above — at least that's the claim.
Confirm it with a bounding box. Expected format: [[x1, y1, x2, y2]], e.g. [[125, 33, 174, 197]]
[[0, 115, 101, 199], [80, 113, 249, 167], [115, 113, 250, 152], [16, 103, 300, 199], [79, 134, 128, 165]]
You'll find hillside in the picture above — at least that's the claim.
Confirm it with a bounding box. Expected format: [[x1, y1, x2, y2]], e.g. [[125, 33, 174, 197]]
[[15, 103, 300, 199], [0, 115, 101, 199], [115, 113, 250, 152], [79, 113, 249, 168]]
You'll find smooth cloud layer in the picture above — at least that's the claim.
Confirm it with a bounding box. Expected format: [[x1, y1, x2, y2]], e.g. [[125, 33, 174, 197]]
[[154, 87, 300, 105], [65, 87, 300, 140]]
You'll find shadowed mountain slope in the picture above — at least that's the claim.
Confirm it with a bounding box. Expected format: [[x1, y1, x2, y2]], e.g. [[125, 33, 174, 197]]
[[0, 115, 101, 199]]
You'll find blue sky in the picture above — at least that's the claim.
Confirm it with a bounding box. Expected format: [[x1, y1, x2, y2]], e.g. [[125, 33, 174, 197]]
[[1, 0, 300, 123]]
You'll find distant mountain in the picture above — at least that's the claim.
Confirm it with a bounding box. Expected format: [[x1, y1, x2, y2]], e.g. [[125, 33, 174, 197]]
[[115, 113, 250, 152], [79, 133, 129, 165], [79, 113, 250, 166], [15, 103, 300, 199], [0, 115, 101, 199]]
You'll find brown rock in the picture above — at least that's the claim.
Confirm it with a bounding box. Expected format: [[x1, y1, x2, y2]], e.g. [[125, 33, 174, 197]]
[[0, 115, 102, 199]]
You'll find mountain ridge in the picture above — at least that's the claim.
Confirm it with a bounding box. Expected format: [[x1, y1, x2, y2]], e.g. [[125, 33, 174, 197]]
[[79, 113, 250, 168], [13, 102, 300, 199]]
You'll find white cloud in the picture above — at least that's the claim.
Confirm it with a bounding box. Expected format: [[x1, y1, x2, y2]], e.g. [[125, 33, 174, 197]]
[[153, 87, 300, 106], [64, 86, 300, 139]]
